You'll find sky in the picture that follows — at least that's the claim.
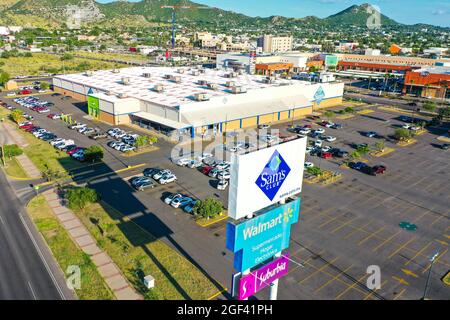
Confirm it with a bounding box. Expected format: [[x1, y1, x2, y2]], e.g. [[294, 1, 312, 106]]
[[96, 0, 450, 27]]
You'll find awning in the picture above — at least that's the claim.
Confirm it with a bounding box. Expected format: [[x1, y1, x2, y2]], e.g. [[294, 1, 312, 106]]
[[132, 111, 191, 130], [180, 94, 312, 127]]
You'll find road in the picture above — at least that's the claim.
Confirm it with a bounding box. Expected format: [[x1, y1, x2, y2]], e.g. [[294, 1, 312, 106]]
[[0, 169, 74, 300]]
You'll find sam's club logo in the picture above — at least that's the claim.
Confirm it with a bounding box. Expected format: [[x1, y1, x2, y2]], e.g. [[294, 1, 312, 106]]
[[255, 150, 291, 201]]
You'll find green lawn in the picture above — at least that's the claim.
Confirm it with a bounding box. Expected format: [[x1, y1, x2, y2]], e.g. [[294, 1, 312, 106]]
[[71, 51, 150, 63], [27, 196, 114, 300], [4, 157, 28, 179], [71, 201, 221, 300]]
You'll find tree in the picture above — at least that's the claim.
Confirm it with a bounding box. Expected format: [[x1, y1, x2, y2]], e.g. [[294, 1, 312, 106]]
[[394, 128, 412, 141], [323, 110, 335, 119], [84, 145, 104, 163], [350, 151, 361, 159], [193, 198, 223, 220], [40, 81, 50, 90], [65, 187, 99, 210], [0, 70, 10, 86], [373, 140, 385, 153], [60, 53, 74, 61], [423, 101, 436, 112], [344, 106, 355, 114], [10, 109, 24, 124], [135, 135, 150, 150]]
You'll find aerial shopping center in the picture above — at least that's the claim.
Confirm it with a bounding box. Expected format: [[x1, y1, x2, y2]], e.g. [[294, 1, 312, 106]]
[[52, 66, 344, 138]]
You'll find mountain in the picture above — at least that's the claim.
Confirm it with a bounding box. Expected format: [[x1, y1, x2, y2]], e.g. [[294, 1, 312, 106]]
[[0, 1, 445, 30], [324, 3, 400, 27]]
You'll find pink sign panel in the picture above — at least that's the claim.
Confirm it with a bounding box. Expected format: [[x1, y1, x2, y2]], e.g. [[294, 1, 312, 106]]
[[238, 254, 289, 300]]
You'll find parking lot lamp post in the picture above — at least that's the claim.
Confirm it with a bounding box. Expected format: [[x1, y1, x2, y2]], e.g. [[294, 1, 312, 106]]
[[422, 252, 439, 300]]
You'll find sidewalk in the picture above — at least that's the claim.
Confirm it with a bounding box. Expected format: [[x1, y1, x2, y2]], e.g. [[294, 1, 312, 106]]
[[42, 189, 142, 300], [1, 122, 41, 178]]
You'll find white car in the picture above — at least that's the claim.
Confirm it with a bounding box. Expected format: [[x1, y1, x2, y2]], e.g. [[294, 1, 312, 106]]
[[33, 129, 47, 137], [315, 128, 325, 134], [325, 123, 335, 128], [304, 162, 314, 168], [187, 160, 202, 168], [171, 197, 193, 209], [196, 152, 213, 162], [114, 142, 126, 151], [217, 171, 231, 180], [306, 146, 314, 154], [153, 169, 171, 180], [324, 136, 336, 142], [402, 124, 412, 129], [258, 124, 271, 130], [410, 126, 421, 131], [50, 138, 65, 146], [164, 193, 183, 205], [321, 146, 332, 152], [298, 129, 311, 135], [6, 92, 16, 96], [314, 140, 323, 148], [215, 162, 230, 170], [217, 180, 229, 190], [159, 174, 177, 185], [120, 145, 135, 152], [69, 123, 86, 130], [176, 158, 191, 166]]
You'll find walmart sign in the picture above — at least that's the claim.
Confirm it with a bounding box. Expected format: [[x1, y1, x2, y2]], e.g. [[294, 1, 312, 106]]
[[226, 198, 300, 272]]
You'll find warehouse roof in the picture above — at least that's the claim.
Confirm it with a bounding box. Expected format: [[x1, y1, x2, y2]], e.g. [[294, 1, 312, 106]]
[[55, 66, 301, 108]]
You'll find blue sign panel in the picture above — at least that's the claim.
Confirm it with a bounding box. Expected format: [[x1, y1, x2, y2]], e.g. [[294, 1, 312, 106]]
[[255, 150, 291, 201], [314, 86, 325, 105], [226, 198, 300, 272]]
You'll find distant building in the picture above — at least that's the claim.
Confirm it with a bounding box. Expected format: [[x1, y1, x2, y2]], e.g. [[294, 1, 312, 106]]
[[365, 49, 381, 56], [389, 44, 402, 55], [257, 35, 293, 53], [423, 47, 448, 58], [403, 66, 450, 99]]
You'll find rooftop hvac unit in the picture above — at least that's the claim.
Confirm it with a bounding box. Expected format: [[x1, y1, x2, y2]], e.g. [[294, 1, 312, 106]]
[[153, 84, 165, 93], [198, 79, 209, 86], [194, 93, 209, 101], [122, 77, 131, 85], [224, 72, 237, 78], [262, 77, 275, 84], [112, 69, 120, 73], [198, 68, 206, 74], [191, 70, 199, 76], [231, 86, 247, 94], [163, 74, 171, 79], [207, 83, 218, 90], [177, 69, 185, 74], [142, 73, 151, 78], [84, 71, 94, 77], [170, 75, 181, 83], [226, 81, 235, 87], [117, 93, 128, 99], [106, 91, 115, 96]]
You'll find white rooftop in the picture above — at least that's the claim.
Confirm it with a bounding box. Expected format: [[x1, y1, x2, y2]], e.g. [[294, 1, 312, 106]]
[[55, 66, 301, 108]]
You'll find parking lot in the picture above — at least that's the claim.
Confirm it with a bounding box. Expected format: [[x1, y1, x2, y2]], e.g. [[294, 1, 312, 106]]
[[2, 91, 449, 300]]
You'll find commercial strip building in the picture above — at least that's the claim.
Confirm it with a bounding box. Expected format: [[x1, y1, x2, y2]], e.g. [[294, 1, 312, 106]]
[[403, 66, 450, 99], [52, 66, 344, 138]]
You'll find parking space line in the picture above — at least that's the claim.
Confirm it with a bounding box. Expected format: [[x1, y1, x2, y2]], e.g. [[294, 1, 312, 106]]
[[404, 241, 432, 266], [372, 230, 401, 252], [421, 248, 448, 274], [393, 288, 407, 300], [319, 214, 347, 229], [299, 257, 339, 284], [287, 250, 324, 276], [334, 273, 367, 300], [343, 221, 372, 239], [330, 217, 360, 234], [314, 265, 353, 294], [363, 280, 388, 300], [388, 236, 417, 259], [358, 226, 386, 246]]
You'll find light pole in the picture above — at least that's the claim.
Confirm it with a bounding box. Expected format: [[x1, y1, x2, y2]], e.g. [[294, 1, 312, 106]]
[[422, 252, 439, 300]]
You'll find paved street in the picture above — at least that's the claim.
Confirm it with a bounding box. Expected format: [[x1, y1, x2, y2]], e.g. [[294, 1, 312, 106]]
[[0, 169, 74, 300]]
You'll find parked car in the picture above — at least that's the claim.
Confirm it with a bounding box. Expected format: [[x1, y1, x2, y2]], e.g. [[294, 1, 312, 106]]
[[319, 151, 333, 159], [258, 124, 271, 130], [164, 193, 182, 205], [47, 114, 61, 120], [159, 174, 177, 185], [69, 123, 86, 130], [89, 132, 108, 140], [202, 165, 214, 175], [314, 128, 325, 134], [371, 165, 387, 175], [217, 171, 231, 180], [331, 124, 343, 129], [365, 131, 377, 138], [217, 179, 229, 190], [143, 168, 160, 177], [135, 180, 156, 191], [323, 136, 336, 142], [171, 197, 193, 209], [183, 200, 199, 214], [349, 162, 368, 171], [187, 160, 202, 169], [176, 158, 191, 167], [304, 162, 314, 168], [441, 144, 449, 150], [153, 169, 172, 180]]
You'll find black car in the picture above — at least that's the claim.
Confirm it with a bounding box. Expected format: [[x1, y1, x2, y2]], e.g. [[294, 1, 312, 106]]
[[63, 145, 78, 153], [40, 133, 57, 141], [51, 93, 61, 97], [143, 168, 160, 177], [441, 144, 449, 150]]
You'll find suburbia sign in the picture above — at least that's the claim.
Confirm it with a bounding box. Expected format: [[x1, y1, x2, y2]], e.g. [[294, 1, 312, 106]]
[[238, 254, 290, 300]]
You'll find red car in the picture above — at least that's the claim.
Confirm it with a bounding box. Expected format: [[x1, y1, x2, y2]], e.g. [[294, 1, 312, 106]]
[[202, 165, 214, 175], [303, 124, 312, 129], [372, 165, 387, 175], [19, 90, 32, 95], [320, 151, 333, 159], [19, 123, 33, 130], [67, 147, 82, 155]]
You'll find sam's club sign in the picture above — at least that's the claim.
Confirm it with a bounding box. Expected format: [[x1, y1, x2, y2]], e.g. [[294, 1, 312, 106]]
[[226, 198, 300, 272], [255, 150, 291, 201]]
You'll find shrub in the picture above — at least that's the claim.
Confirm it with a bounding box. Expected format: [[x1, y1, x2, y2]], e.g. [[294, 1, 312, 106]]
[[356, 144, 370, 155], [194, 198, 223, 220], [350, 151, 361, 159], [2, 144, 23, 158], [394, 128, 412, 141], [65, 187, 99, 210], [306, 166, 323, 176], [344, 107, 355, 114]]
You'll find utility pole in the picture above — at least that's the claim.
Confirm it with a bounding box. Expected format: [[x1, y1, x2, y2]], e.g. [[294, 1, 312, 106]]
[[423, 252, 439, 300]]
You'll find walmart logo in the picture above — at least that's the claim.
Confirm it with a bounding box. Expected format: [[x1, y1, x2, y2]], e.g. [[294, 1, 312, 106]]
[[255, 150, 291, 201]]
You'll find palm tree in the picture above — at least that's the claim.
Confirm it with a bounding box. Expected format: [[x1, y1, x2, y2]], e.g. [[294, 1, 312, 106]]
[[409, 80, 415, 95], [424, 84, 430, 98]]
